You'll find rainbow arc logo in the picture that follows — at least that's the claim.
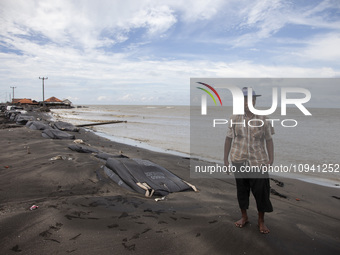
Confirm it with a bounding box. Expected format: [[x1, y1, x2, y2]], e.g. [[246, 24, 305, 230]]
[[196, 82, 222, 115], [196, 82, 222, 106]]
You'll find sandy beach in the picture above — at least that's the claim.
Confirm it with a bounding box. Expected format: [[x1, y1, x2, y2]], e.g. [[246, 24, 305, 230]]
[[1, 111, 340, 255]]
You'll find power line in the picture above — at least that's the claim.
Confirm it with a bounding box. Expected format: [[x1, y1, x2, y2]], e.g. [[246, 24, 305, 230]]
[[10, 86, 17, 101], [39, 77, 48, 102]]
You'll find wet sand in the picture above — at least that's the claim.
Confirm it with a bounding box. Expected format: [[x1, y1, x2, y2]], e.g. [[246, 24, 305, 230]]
[[0, 113, 340, 254]]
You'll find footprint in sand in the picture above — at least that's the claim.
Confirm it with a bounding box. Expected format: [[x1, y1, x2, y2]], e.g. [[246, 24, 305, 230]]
[[122, 237, 136, 251], [39, 222, 63, 237], [141, 228, 151, 234], [158, 221, 168, 224], [11, 245, 22, 252], [135, 221, 145, 224], [69, 233, 81, 241], [107, 224, 119, 229], [142, 215, 158, 219], [39, 223, 64, 243], [129, 233, 140, 240], [122, 243, 136, 251], [118, 212, 129, 219], [39, 230, 52, 238]]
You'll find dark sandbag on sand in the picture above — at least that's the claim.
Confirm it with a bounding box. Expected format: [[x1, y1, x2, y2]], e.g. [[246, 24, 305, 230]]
[[42, 129, 75, 139], [95, 152, 129, 160], [68, 144, 100, 153], [105, 157, 197, 197], [68, 144, 128, 158], [26, 121, 51, 130], [52, 121, 79, 132], [16, 115, 35, 125], [6, 110, 20, 120], [103, 166, 135, 192]]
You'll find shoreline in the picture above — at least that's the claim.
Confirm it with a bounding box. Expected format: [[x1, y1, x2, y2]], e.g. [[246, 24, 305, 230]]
[[80, 127, 340, 189], [85, 131, 340, 189], [49, 107, 340, 189], [93, 129, 191, 158], [1, 110, 340, 254]]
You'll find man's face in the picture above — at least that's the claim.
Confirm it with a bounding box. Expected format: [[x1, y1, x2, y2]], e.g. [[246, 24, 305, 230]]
[[244, 96, 256, 113]]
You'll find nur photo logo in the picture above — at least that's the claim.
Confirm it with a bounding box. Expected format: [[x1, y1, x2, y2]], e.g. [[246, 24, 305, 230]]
[[197, 82, 312, 117], [195, 79, 313, 128]]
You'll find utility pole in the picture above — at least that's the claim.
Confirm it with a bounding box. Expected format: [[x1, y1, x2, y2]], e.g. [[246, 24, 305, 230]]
[[39, 77, 48, 102], [10, 86, 16, 102]]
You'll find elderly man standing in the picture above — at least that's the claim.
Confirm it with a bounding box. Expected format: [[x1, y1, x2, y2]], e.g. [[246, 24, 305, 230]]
[[224, 87, 274, 234]]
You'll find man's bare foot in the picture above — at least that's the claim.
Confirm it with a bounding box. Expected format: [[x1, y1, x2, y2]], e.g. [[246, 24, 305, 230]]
[[235, 217, 249, 228], [258, 221, 270, 234]]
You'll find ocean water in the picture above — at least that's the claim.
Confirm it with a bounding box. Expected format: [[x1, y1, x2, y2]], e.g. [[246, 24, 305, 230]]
[[51, 105, 190, 156], [51, 105, 340, 187]]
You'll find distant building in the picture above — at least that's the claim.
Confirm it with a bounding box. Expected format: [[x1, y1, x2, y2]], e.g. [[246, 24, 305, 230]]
[[62, 99, 73, 107], [9, 96, 72, 108], [45, 96, 63, 103], [12, 98, 38, 105], [11, 99, 21, 104], [42, 96, 72, 108]]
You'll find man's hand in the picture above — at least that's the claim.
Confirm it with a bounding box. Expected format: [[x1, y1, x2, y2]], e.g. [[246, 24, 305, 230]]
[[224, 137, 233, 175], [224, 159, 230, 167], [265, 139, 274, 167], [265, 159, 273, 167], [224, 160, 233, 175]]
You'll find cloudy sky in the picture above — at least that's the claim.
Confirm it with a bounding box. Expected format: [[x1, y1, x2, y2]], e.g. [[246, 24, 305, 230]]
[[0, 0, 339, 106]]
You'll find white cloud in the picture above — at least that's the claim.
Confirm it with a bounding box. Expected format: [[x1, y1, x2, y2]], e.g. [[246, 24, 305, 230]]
[[241, 0, 284, 27], [1, 0, 176, 50], [298, 33, 340, 62], [230, 0, 340, 48], [97, 96, 110, 101], [171, 0, 226, 22], [129, 5, 177, 35]]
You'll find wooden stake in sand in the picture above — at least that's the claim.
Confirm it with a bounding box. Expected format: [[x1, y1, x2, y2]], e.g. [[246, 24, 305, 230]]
[[75, 120, 127, 127]]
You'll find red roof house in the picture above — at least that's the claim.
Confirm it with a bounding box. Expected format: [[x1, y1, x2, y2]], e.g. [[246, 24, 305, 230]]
[[12, 98, 38, 105], [44, 97, 63, 102]]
